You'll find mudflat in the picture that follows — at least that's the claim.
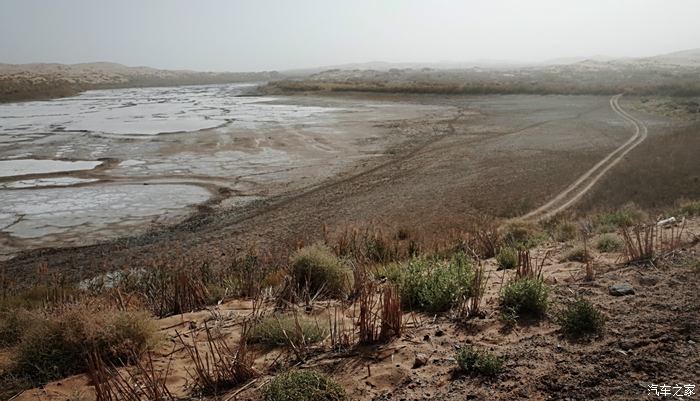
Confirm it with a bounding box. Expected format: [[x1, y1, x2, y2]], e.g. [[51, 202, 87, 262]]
[[3, 87, 698, 284]]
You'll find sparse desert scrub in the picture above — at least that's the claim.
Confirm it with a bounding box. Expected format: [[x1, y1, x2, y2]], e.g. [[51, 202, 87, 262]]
[[176, 322, 258, 396], [387, 253, 474, 313], [289, 244, 352, 299], [551, 220, 580, 242], [327, 225, 407, 265], [0, 308, 35, 347], [496, 247, 518, 270], [112, 257, 216, 317], [560, 246, 592, 263], [500, 278, 549, 318], [596, 234, 624, 252], [357, 278, 402, 344], [11, 303, 156, 385], [597, 203, 648, 229], [499, 221, 546, 249], [619, 224, 657, 263], [455, 345, 503, 377], [557, 298, 605, 337], [678, 199, 700, 216], [262, 369, 348, 401], [248, 314, 326, 347]]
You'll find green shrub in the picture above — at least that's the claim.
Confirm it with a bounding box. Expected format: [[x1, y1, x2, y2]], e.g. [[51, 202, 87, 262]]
[[499, 307, 519, 330], [455, 345, 503, 376], [263, 370, 348, 401], [557, 298, 605, 337], [496, 247, 518, 270], [389, 253, 473, 313], [560, 246, 591, 263], [12, 305, 156, 384], [598, 204, 647, 228], [290, 244, 352, 298], [678, 200, 700, 217], [500, 278, 548, 318], [500, 221, 546, 249], [248, 314, 326, 346], [596, 234, 624, 253]]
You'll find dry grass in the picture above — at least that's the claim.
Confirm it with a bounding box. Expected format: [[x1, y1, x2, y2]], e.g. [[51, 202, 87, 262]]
[[357, 277, 402, 344], [460, 264, 488, 319], [0, 302, 157, 397], [87, 351, 175, 401], [176, 322, 258, 396]]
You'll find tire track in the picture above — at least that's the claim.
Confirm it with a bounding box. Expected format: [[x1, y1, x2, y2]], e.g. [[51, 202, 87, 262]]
[[522, 94, 648, 220]]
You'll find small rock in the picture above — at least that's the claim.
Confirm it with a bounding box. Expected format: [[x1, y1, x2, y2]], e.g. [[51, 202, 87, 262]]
[[609, 283, 635, 296], [413, 353, 429, 368]]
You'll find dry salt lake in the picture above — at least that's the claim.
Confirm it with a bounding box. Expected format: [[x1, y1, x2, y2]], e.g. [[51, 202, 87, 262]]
[[0, 83, 445, 259]]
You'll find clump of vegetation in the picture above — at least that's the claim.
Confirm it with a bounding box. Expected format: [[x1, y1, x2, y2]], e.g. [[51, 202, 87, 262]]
[[11, 304, 156, 384], [496, 247, 518, 270], [263, 370, 348, 401], [597, 204, 648, 229], [499, 307, 519, 330], [329, 225, 406, 264], [596, 234, 624, 253], [552, 221, 579, 242], [500, 221, 546, 249], [290, 244, 352, 298], [678, 200, 700, 217], [0, 308, 35, 347], [500, 278, 548, 318], [455, 345, 503, 377], [557, 298, 605, 337], [248, 314, 326, 346], [387, 253, 474, 313], [560, 246, 592, 263]]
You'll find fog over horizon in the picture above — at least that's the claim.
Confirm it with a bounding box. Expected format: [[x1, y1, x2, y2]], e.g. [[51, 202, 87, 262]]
[[1, 0, 700, 72]]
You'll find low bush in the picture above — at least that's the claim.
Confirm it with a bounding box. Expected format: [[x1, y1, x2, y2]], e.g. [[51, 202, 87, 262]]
[[557, 298, 605, 337], [596, 234, 624, 253], [552, 221, 579, 242], [560, 246, 591, 263], [597, 204, 648, 229], [678, 200, 700, 217], [496, 247, 518, 270], [388, 253, 474, 313], [0, 308, 35, 347], [12, 304, 156, 384], [500, 278, 548, 318], [499, 221, 546, 249], [455, 345, 503, 376], [248, 314, 326, 346], [290, 244, 352, 298], [263, 370, 348, 401]]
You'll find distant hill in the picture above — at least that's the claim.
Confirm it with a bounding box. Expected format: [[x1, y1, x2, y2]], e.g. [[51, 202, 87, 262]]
[[0, 62, 283, 102]]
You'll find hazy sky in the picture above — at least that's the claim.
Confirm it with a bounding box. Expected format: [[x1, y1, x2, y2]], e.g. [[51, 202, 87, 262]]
[[1, 0, 699, 71]]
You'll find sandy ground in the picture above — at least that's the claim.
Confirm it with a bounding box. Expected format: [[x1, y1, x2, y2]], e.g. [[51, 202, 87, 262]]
[[14, 217, 700, 401]]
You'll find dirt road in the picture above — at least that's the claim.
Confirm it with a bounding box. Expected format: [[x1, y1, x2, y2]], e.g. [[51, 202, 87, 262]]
[[522, 95, 649, 220]]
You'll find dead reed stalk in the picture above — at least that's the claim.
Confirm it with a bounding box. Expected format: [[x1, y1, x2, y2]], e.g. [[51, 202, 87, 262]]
[[175, 322, 258, 396], [87, 351, 175, 401]]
